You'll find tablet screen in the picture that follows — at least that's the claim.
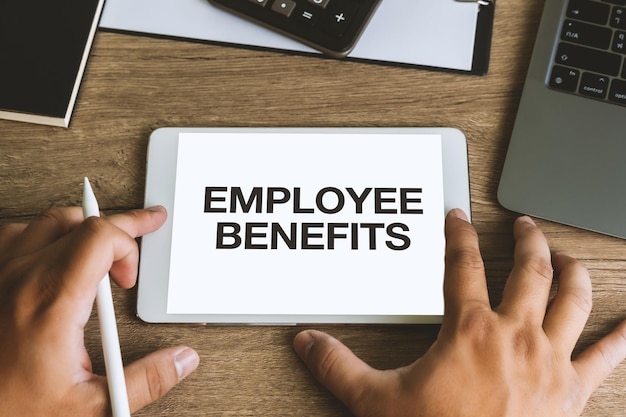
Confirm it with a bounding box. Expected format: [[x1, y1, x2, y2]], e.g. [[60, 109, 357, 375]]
[[164, 131, 446, 319]]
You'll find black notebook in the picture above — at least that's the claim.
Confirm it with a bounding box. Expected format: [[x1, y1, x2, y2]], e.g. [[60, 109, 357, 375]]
[[0, 0, 105, 127]]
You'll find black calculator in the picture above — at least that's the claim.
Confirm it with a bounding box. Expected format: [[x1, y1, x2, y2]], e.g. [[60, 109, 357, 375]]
[[208, 0, 382, 58]]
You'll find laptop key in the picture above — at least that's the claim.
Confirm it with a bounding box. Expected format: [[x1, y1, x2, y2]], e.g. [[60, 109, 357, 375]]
[[553, 2, 626, 107], [608, 79, 626, 104], [549, 65, 581, 91], [613, 30, 626, 52], [556, 42, 622, 75], [610, 7, 626, 29], [579, 72, 610, 97], [568, 0, 611, 25], [562, 19, 613, 49]]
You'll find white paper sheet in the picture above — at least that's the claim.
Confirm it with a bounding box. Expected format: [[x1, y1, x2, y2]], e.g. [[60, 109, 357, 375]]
[[99, 0, 480, 71]]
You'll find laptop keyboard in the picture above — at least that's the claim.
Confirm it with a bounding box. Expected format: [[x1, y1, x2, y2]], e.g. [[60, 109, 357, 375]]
[[548, 0, 626, 106]]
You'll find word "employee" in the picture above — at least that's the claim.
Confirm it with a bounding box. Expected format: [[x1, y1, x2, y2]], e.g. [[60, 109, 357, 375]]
[[204, 186, 424, 215]]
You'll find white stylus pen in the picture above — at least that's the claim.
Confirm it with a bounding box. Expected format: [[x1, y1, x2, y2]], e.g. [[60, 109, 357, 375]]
[[82, 177, 131, 417]]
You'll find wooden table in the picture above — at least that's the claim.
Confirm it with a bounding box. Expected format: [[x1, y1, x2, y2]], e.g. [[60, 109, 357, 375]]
[[1, 0, 624, 415]]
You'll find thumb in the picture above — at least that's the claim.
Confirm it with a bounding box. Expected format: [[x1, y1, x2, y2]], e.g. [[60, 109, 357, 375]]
[[124, 346, 199, 413], [294, 330, 396, 417]]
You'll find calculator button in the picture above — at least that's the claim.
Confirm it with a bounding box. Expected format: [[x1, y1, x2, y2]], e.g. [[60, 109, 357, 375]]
[[271, 0, 296, 17], [308, 0, 330, 9], [320, 1, 359, 37], [295, 6, 321, 26], [208, 0, 381, 57]]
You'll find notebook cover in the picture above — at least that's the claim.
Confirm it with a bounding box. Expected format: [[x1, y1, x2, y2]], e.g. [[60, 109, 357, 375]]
[[0, 0, 105, 127]]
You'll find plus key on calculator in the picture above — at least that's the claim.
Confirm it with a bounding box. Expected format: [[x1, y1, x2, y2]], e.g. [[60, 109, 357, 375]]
[[208, 0, 382, 58]]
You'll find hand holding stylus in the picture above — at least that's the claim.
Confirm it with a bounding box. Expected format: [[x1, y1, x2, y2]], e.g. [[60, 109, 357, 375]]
[[0, 201, 198, 417]]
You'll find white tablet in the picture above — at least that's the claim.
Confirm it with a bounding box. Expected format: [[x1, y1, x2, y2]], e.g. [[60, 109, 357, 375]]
[[138, 128, 470, 324]]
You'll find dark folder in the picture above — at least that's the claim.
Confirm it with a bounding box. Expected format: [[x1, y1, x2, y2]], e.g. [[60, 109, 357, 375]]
[[0, 0, 105, 127]]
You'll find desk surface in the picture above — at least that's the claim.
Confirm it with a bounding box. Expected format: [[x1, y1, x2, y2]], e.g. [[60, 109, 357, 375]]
[[1, 0, 624, 415]]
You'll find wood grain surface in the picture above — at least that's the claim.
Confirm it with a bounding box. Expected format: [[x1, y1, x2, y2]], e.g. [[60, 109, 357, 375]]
[[0, 0, 624, 415]]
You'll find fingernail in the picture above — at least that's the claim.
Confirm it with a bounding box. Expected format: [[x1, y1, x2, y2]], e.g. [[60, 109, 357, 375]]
[[294, 331, 315, 360], [448, 208, 468, 222], [174, 347, 200, 381], [146, 205, 166, 213]]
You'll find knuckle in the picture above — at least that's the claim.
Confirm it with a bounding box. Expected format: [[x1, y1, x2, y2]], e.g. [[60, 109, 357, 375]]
[[511, 327, 539, 359], [123, 208, 144, 221], [80, 216, 108, 234], [30, 207, 77, 235], [520, 254, 554, 282], [78, 216, 116, 247], [144, 360, 169, 402], [456, 309, 498, 340], [311, 343, 343, 383], [34, 207, 67, 224], [0, 257, 35, 319], [309, 341, 370, 409], [564, 287, 593, 316], [446, 246, 485, 271]]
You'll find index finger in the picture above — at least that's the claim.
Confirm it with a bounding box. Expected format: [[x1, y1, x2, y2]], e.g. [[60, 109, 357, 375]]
[[104, 206, 167, 240], [33, 207, 167, 321], [443, 209, 490, 318], [66, 206, 167, 291]]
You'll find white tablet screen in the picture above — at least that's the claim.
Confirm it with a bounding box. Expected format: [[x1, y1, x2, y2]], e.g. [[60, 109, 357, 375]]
[[165, 131, 445, 317]]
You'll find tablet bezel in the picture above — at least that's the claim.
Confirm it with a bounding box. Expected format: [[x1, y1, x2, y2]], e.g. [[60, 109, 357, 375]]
[[138, 127, 471, 324]]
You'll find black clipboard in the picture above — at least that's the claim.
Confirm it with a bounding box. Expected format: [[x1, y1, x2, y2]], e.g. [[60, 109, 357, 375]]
[[471, 1, 496, 75], [99, 0, 496, 75]]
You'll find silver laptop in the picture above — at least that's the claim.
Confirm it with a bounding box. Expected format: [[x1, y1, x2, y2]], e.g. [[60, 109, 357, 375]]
[[498, 0, 626, 238]]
